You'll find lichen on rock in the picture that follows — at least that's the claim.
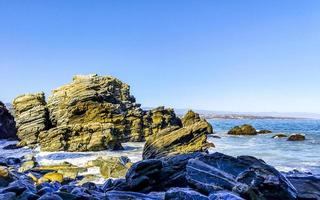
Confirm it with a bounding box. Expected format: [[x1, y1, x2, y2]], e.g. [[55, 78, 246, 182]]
[[13, 74, 185, 152], [143, 110, 214, 159], [12, 93, 50, 146]]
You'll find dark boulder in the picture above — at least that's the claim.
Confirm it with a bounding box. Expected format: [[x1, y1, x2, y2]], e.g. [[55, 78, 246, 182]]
[[0, 102, 17, 139], [186, 159, 249, 195], [257, 129, 272, 134], [287, 134, 305, 141], [285, 171, 320, 200], [209, 191, 244, 200], [188, 153, 297, 199], [106, 191, 163, 200], [272, 134, 288, 139], [125, 153, 203, 193], [165, 187, 208, 200]]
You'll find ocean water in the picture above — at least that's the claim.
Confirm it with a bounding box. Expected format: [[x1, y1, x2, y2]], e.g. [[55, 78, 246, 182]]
[[208, 119, 320, 174], [0, 119, 319, 174]]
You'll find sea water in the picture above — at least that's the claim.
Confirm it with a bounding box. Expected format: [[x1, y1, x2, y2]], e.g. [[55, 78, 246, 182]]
[[208, 119, 320, 174], [0, 119, 319, 174]]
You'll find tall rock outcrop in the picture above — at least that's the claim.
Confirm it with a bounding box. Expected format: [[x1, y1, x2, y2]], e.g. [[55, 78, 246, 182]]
[[143, 110, 214, 159], [12, 93, 50, 146], [0, 101, 17, 139], [12, 75, 206, 152], [36, 74, 181, 151]]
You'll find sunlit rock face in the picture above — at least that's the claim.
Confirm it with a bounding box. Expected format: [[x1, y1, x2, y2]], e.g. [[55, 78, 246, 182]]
[[143, 110, 214, 160], [12, 93, 49, 147], [13, 74, 182, 152]]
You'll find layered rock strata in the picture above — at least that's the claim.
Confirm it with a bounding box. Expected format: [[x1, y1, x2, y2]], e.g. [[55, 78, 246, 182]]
[[13, 75, 183, 151], [12, 93, 49, 146], [143, 110, 214, 159]]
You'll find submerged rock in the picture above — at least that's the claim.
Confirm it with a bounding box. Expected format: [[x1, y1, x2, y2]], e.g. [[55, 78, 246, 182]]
[[0, 101, 16, 139], [257, 129, 272, 134], [228, 124, 257, 136], [13, 93, 50, 146], [272, 133, 288, 139], [143, 110, 213, 159], [287, 134, 305, 141]]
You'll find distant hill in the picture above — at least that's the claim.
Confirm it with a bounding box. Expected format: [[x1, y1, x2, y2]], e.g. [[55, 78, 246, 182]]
[[144, 107, 320, 120], [6, 103, 320, 120]]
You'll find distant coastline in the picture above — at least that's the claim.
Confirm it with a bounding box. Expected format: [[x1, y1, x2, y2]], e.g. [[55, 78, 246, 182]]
[[144, 107, 320, 120]]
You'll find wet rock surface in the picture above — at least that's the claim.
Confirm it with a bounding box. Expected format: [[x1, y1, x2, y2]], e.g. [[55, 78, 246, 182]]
[[0, 102, 17, 140], [284, 170, 320, 200], [0, 152, 318, 200], [287, 134, 306, 141]]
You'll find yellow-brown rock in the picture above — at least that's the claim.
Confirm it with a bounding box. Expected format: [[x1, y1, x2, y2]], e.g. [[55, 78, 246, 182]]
[[43, 172, 64, 183], [143, 110, 214, 159], [13, 92, 50, 146]]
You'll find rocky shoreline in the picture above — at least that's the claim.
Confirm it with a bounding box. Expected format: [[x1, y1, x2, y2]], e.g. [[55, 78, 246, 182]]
[[0, 74, 319, 199], [0, 151, 319, 199]]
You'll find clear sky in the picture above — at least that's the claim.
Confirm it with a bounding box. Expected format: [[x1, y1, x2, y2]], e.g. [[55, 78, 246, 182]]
[[0, 0, 320, 113]]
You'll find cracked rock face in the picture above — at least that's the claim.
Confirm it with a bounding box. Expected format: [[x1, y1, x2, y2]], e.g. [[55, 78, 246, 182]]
[[143, 110, 214, 160], [0, 102, 17, 139], [13, 74, 183, 152], [12, 93, 49, 146]]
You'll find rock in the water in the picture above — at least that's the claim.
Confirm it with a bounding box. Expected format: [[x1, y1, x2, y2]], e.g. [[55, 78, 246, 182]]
[[257, 129, 272, 134], [227, 124, 257, 136], [143, 110, 213, 159], [287, 134, 305, 141], [0, 101, 16, 139], [13, 93, 50, 146], [272, 133, 288, 139]]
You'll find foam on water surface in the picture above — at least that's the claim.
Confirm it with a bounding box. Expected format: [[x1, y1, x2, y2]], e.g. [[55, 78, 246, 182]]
[[0, 119, 320, 175]]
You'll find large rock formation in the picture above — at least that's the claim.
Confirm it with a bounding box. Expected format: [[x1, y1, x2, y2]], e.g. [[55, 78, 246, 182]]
[[0, 102, 16, 139], [13, 74, 183, 151], [12, 93, 50, 146], [143, 110, 213, 159]]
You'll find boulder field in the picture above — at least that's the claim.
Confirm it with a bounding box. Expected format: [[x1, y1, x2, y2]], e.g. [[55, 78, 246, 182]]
[[11, 74, 212, 153], [0, 152, 319, 200]]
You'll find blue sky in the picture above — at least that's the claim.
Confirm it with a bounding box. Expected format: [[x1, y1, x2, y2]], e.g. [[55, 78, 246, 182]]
[[0, 1, 320, 113]]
